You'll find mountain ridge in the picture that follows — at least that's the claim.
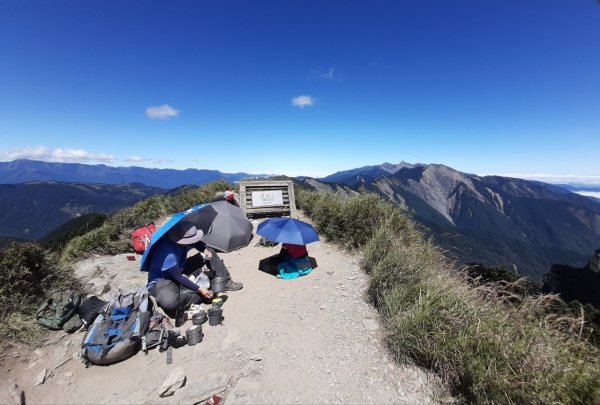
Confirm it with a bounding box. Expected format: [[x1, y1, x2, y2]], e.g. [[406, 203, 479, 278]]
[[303, 162, 600, 278], [0, 159, 265, 189], [320, 161, 418, 184], [0, 181, 164, 240]]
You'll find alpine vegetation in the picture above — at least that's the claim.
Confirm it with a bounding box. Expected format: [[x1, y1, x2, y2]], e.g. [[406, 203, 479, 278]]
[[296, 189, 600, 404], [61, 180, 231, 262], [0, 243, 76, 342]]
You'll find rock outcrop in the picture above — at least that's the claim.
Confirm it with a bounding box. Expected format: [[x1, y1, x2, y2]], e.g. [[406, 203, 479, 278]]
[[586, 248, 600, 273]]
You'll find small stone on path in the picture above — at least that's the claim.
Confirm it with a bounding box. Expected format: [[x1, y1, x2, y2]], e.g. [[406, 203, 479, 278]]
[[362, 319, 379, 331], [34, 368, 47, 386], [159, 367, 186, 397], [174, 373, 228, 404]]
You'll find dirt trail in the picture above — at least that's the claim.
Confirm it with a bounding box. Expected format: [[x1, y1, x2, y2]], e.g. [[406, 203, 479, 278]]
[[0, 217, 444, 404]]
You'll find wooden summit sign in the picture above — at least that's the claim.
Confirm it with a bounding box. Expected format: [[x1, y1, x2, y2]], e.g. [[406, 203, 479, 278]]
[[238, 180, 297, 218]]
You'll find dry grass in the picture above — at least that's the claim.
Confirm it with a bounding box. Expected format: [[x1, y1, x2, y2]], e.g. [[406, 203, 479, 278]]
[[297, 189, 600, 404], [0, 243, 77, 342], [61, 180, 230, 262]]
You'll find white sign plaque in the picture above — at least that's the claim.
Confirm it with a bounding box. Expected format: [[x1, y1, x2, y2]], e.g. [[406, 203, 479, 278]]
[[252, 190, 283, 207]]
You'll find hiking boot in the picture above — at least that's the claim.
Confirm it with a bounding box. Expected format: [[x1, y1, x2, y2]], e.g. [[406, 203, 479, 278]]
[[175, 312, 186, 327], [223, 279, 243, 291]]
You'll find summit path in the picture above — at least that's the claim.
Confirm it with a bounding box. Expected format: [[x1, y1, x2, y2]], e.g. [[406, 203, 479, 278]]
[[1, 218, 443, 404]]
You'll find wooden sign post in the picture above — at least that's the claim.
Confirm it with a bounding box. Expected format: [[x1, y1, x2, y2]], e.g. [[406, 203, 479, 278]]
[[238, 180, 297, 218]]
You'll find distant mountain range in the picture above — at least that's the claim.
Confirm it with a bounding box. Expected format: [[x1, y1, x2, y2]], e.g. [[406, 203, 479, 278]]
[[0, 159, 264, 189], [3, 158, 599, 280], [305, 163, 600, 279], [0, 182, 163, 240]]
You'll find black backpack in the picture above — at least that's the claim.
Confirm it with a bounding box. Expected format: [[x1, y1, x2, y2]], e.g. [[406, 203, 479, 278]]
[[36, 291, 82, 330], [78, 296, 107, 328]]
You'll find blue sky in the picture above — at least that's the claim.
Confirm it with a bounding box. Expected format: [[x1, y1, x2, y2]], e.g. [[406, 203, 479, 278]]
[[1, 1, 599, 179]]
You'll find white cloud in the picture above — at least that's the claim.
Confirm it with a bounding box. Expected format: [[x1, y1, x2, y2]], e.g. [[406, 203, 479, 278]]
[[576, 191, 600, 199], [278, 170, 331, 178], [485, 173, 600, 186], [291, 95, 314, 109], [155, 158, 174, 165], [126, 156, 151, 163], [0, 145, 116, 163], [319, 67, 335, 80], [310, 67, 336, 80], [145, 104, 179, 119]]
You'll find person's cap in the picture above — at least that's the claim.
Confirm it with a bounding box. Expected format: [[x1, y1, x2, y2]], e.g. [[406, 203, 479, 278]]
[[167, 221, 204, 245], [225, 190, 234, 201]]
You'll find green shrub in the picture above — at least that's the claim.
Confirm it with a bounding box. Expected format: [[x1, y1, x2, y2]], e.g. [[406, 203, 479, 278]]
[[297, 189, 600, 404], [296, 189, 420, 249], [61, 180, 230, 262], [0, 242, 76, 341]]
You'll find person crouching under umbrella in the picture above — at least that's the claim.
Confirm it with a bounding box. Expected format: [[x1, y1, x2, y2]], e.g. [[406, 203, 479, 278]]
[[275, 243, 313, 279], [146, 221, 243, 324]]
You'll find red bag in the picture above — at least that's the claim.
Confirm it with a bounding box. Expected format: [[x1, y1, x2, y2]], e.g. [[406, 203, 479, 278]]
[[132, 223, 157, 254]]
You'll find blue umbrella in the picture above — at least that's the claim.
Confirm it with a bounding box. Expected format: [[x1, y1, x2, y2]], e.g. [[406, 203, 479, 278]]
[[256, 217, 320, 245], [139, 203, 213, 272]]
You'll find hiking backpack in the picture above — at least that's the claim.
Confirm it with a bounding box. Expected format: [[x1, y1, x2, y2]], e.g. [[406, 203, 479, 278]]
[[80, 288, 151, 366], [131, 223, 157, 254], [36, 291, 82, 331]]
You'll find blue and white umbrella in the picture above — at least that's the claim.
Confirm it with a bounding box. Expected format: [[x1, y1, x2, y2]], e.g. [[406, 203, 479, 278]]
[[139, 203, 214, 272]]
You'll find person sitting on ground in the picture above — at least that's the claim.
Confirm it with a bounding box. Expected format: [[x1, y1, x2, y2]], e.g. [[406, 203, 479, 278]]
[[275, 242, 313, 279], [146, 221, 243, 322]]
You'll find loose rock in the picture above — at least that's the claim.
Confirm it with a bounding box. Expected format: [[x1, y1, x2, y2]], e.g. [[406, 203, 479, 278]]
[[34, 368, 47, 386], [158, 367, 186, 397], [362, 319, 379, 331], [174, 373, 229, 404]]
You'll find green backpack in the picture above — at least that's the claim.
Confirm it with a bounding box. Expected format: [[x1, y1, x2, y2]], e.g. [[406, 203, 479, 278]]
[[36, 291, 82, 330]]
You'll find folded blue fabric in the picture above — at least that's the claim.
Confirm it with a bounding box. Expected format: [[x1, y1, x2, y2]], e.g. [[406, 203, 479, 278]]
[[277, 259, 313, 280], [277, 262, 300, 279]]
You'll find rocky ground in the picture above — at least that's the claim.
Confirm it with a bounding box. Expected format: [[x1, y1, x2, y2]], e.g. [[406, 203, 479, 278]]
[[0, 217, 447, 404]]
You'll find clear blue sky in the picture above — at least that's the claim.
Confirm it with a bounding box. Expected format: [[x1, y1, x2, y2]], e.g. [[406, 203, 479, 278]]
[[1, 1, 599, 178]]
